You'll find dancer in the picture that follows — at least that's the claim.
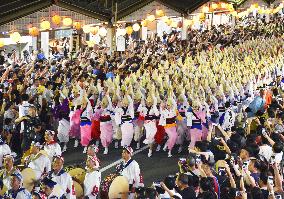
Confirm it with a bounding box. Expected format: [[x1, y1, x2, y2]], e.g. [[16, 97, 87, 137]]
[[99, 95, 113, 154], [139, 93, 159, 157], [159, 97, 177, 157], [115, 94, 134, 147], [79, 95, 93, 153]]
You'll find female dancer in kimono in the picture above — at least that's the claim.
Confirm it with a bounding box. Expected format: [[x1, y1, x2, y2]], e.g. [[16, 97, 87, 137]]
[[186, 100, 207, 149], [159, 97, 177, 157], [114, 95, 134, 147], [90, 95, 102, 147], [133, 91, 144, 150], [176, 93, 189, 153], [79, 95, 93, 153], [99, 95, 113, 154], [69, 86, 81, 148], [139, 94, 159, 157]]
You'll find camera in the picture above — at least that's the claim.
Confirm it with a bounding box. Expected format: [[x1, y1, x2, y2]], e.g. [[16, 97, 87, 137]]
[[262, 128, 267, 136], [196, 155, 201, 164], [270, 155, 275, 165], [179, 158, 187, 164], [218, 167, 226, 176]]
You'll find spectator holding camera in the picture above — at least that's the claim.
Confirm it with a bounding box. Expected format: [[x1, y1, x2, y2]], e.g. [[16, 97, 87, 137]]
[[161, 174, 196, 199]]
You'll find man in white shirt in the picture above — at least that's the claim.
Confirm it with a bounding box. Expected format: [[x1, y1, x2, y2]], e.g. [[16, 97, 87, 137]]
[[120, 147, 144, 198], [5, 172, 32, 199], [18, 94, 31, 133], [48, 156, 76, 199], [26, 142, 51, 181], [0, 136, 11, 168]]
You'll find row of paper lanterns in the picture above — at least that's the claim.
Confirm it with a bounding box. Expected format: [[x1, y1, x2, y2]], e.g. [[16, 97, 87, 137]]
[[0, 31, 22, 47], [201, 2, 284, 18], [234, 3, 284, 18]]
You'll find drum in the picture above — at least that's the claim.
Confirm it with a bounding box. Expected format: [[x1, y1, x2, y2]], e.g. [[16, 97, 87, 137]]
[[73, 181, 83, 198], [100, 173, 118, 199], [68, 168, 85, 198], [108, 176, 129, 199], [22, 168, 36, 192], [68, 168, 86, 184], [0, 184, 7, 196]]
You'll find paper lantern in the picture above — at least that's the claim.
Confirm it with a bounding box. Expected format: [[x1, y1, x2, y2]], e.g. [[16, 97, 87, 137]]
[[202, 6, 210, 13], [212, 3, 219, 10], [177, 21, 182, 28], [73, 22, 81, 30], [147, 14, 155, 22], [141, 20, 148, 27], [10, 32, 21, 43], [40, 20, 50, 30], [184, 19, 193, 27], [156, 9, 164, 17], [0, 39, 4, 48], [231, 11, 238, 16], [29, 27, 39, 37], [132, 23, 140, 31], [90, 26, 99, 35], [171, 21, 177, 28], [63, 17, 72, 26], [166, 18, 172, 26], [117, 28, 126, 36], [227, 4, 234, 11], [98, 27, 107, 37], [52, 15, 61, 25], [199, 13, 206, 21], [83, 25, 91, 33], [125, 26, 133, 35], [161, 16, 168, 22], [220, 2, 227, 9]]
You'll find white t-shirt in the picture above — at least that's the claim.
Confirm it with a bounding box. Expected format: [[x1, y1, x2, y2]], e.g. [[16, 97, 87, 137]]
[[259, 145, 273, 161]]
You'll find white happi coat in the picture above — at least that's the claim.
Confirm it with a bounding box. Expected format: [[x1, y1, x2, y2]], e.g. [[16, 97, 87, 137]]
[[84, 170, 101, 199], [121, 159, 144, 188], [28, 153, 51, 180], [44, 142, 62, 161], [49, 169, 76, 199]]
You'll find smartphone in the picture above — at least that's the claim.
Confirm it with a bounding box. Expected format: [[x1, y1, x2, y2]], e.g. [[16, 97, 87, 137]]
[[218, 167, 226, 176], [268, 176, 274, 186], [153, 181, 161, 187], [230, 156, 236, 165], [262, 128, 267, 136], [196, 155, 201, 164], [236, 191, 242, 197], [242, 161, 248, 170], [275, 195, 282, 199], [270, 155, 275, 165], [212, 123, 217, 127]]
